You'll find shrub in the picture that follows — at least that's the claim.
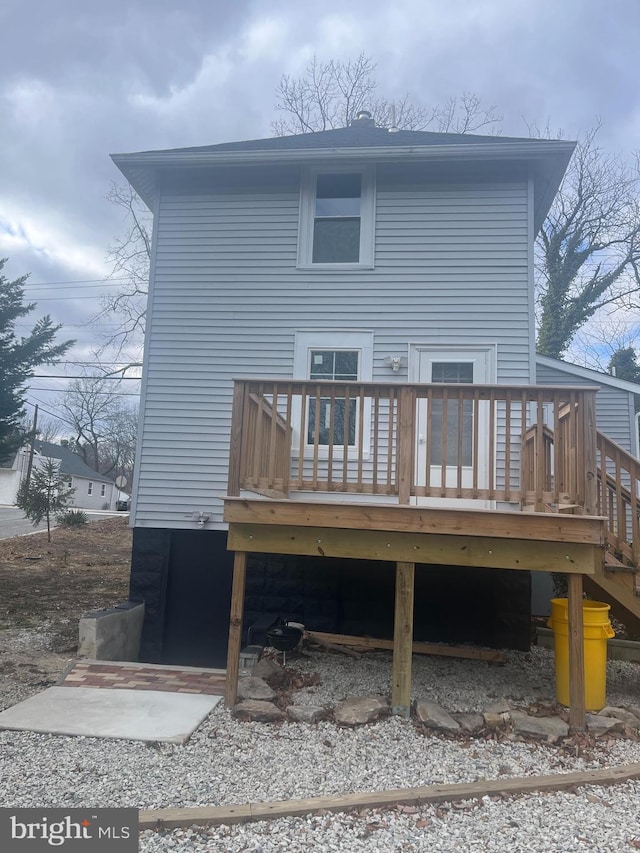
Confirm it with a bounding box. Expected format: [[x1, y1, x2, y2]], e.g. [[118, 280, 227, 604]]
[[56, 509, 88, 527]]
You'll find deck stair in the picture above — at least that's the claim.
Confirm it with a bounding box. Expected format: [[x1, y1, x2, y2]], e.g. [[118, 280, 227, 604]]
[[584, 431, 640, 635]]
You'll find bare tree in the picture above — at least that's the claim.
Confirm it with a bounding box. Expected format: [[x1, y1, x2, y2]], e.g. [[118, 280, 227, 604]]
[[272, 53, 502, 136], [92, 183, 151, 365], [57, 374, 138, 488], [536, 124, 640, 358]]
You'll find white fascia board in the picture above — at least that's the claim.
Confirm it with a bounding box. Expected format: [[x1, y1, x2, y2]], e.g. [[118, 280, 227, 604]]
[[111, 140, 574, 169]]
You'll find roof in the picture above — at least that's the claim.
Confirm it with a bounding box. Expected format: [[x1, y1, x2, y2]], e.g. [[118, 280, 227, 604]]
[[536, 354, 640, 395], [136, 123, 554, 155], [112, 119, 576, 235], [34, 441, 115, 484]]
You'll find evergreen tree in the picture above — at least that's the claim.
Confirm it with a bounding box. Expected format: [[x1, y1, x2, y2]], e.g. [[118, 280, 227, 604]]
[[0, 259, 73, 462], [16, 457, 75, 542]]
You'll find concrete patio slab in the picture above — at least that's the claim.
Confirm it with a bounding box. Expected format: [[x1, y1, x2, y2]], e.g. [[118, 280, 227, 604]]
[[0, 686, 222, 743]]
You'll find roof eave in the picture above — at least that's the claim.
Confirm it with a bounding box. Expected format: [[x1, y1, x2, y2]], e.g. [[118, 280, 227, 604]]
[[112, 139, 575, 222]]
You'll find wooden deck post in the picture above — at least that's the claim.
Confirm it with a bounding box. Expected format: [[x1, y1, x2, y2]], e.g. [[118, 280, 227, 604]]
[[567, 573, 586, 731], [582, 391, 597, 516], [225, 550, 247, 708], [391, 561, 415, 717], [397, 387, 416, 504]]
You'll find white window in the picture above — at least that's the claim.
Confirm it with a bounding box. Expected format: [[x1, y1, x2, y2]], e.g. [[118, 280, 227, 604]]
[[293, 330, 374, 456], [298, 167, 375, 268], [100, 484, 106, 497], [87, 481, 93, 495]]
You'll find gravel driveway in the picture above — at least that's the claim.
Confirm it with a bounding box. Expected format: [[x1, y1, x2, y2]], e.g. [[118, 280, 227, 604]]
[[1, 644, 640, 851]]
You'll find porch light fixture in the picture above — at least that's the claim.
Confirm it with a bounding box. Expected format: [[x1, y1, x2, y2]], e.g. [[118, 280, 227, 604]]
[[385, 355, 403, 372]]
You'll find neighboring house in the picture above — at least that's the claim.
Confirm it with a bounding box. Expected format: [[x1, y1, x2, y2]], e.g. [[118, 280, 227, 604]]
[[0, 449, 27, 505], [536, 355, 640, 458], [114, 115, 640, 716], [32, 441, 117, 511]]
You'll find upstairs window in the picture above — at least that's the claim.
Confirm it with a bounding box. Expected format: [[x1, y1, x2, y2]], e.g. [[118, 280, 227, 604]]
[[298, 167, 375, 268]]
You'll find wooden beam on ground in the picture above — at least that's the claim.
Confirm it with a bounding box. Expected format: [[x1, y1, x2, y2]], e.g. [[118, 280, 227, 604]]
[[227, 522, 601, 574], [304, 631, 507, 663], [392, 561, 415, 717], [139, 762, 640, 831], [305, 635, 361, 659], [568, 573, 586, 731], [225, 551, 247, 708]]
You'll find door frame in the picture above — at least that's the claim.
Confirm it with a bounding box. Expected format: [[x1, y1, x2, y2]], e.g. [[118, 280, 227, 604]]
[[408, 343, 497, 508]]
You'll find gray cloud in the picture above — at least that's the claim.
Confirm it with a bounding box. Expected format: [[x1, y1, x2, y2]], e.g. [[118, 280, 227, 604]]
[[1, 0, 639, 408]]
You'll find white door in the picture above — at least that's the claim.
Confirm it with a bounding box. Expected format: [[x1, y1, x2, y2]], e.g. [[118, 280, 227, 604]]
[[412, 347, 493, 508]]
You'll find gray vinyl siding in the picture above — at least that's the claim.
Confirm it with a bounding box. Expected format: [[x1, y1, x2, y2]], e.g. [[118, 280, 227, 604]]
[[535, 361, 636, 453], [133, 164, 533, 529]]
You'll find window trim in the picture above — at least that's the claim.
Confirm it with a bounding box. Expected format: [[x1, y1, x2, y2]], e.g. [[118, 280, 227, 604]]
[[297, 166, 376, 269], [100, 484, 106, 498], [292, 330, 374, 459], [87, 481, 93, 496]]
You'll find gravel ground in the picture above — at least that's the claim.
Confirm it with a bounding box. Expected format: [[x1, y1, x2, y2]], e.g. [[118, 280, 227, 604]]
[[1, 645, 640, 851]]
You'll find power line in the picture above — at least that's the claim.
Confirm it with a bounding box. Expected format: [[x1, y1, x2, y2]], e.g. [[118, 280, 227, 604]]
[[22, 278, 131, 286], [31, 374, 141, 380], [29, 387, 140, 396]]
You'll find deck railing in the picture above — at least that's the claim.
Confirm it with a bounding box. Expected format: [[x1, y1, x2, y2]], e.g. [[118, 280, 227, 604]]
[[228, 379, 598, 512], [596, 431, 640, 564]]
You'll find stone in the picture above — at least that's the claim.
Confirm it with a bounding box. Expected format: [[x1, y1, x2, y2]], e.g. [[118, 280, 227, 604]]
[[233, 700, 286, 723], [483, 710, 511, 730], [287, 705, 326, 724], [586, 713, 623, 734], [598, 706, 640, 727], [237, 677, 275, 702], [452, 712, 485, 733], [511, 711, 569, 740], [333, 696, 389, 726], [414, 701, 460, 732], [252, 658, 282, 679]]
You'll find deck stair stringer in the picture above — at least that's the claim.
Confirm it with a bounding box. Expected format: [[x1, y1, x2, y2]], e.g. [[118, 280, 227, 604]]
[[586, 550, 640, 637]]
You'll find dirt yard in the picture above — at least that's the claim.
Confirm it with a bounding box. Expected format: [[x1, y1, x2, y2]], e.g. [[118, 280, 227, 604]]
[[0, 517, 131, 707]]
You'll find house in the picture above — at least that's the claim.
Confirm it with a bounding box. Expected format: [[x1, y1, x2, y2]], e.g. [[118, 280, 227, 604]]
[[113, 115, 640, 725], [32, 441, 118, 511]]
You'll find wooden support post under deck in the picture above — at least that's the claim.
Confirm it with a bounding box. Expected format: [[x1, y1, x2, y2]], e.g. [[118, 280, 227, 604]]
[[391, 561, 415, 717], [225, 551, 247, 708], [567, 573, 586, 731]]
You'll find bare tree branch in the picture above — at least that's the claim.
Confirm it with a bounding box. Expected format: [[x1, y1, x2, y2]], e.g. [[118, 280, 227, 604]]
[[536, 124, 640, 358]]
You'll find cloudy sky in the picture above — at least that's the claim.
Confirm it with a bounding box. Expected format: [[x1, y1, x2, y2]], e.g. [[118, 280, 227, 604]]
[[1, 0, 639, 422]]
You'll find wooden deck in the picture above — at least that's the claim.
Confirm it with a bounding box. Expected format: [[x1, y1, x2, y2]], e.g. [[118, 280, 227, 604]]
[[222, 379, 639, 731]]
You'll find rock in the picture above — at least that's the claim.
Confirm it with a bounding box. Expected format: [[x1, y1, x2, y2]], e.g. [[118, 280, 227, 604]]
[[415, 701, 460, 732], [483, 710, 511, 730], [452, 712, 484, 733], [598, 706, 640, 727], [586, 713, 623, 734], [511, 711, 569, 740], [252, 658, 282, 679], [237, 677, 275, 702], [333, 696, 389, 726], [233, 700, 286, 723], [287, 705, 326, 724]]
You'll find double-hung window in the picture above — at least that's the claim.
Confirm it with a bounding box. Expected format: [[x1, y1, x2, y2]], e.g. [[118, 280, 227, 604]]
[[298, 167, 375, 268], [307, 350, 359, 446], [293, 330, 374, 457]]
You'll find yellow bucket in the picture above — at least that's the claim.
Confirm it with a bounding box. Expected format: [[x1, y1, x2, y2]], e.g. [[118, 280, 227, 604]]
[[547, 598, 614, 711]]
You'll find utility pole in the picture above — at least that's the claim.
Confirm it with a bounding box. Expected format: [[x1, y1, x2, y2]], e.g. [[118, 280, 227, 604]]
[[24, 404, 38, 488]]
